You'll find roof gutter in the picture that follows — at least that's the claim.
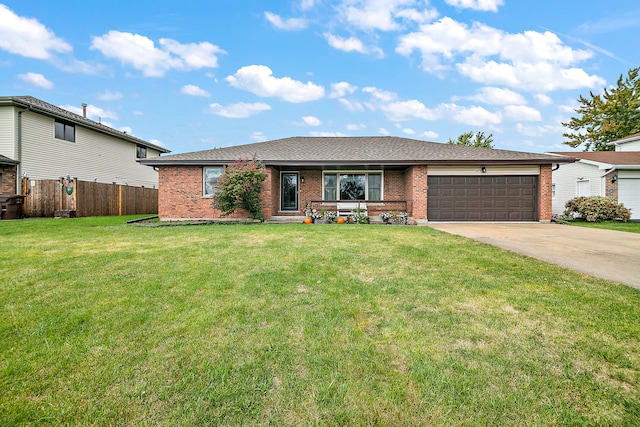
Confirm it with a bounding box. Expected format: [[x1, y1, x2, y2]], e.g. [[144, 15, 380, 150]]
[[140, 158, 576, 167]]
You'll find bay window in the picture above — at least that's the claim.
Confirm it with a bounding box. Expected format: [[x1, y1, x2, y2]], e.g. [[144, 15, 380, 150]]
[[323, 172, 383, 201]]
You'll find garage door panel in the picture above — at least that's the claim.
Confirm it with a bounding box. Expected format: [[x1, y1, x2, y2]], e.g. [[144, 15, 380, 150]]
[[428, 175, 538, 221]]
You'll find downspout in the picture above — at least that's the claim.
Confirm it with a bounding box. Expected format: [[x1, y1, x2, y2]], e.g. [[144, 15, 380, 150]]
[[17, 106, 31, 194], [552, 163, 560, 171]]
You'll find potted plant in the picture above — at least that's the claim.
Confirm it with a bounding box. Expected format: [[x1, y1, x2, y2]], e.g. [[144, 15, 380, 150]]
[[380, 211, 408, 225]]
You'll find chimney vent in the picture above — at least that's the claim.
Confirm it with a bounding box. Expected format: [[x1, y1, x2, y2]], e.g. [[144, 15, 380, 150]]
[[82, 103, 87, 118]]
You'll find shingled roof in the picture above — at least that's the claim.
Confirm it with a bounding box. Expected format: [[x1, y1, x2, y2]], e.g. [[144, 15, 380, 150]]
[[550, 151, 640, 166], [0, 96, 170, 153], [141, 136, 575, 167], [0, 154, 19, 165]]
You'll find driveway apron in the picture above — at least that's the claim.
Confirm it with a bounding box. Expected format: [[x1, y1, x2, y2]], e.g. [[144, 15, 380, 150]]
[[428, 223, 640, 290]]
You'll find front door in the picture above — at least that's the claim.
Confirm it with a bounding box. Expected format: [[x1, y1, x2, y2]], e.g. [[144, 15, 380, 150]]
[[281, 172, 299, 211]]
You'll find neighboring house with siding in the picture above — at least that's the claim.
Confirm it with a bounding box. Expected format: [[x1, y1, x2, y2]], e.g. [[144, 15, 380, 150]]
[[611, 132, 640, 152], [548, 149, 640, 220], [0, 96, 170, 194], [141, 136, 574, 223]]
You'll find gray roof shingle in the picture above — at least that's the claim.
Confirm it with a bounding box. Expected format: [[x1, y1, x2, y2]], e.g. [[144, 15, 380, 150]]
[[141, 136, 575, 166]]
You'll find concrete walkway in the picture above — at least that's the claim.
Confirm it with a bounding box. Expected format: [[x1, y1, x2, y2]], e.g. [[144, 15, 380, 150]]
[[428, 223, 640, 290]]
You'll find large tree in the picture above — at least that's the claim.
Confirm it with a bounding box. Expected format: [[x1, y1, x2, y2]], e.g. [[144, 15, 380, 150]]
[[447, 131, 494, 148], [562, 67, 640, 151]]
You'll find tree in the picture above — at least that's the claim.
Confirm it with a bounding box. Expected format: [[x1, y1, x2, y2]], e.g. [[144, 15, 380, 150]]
[[447, 131, 494, 148], [213, 157, 267, 220], [562, 67, 640, 151]]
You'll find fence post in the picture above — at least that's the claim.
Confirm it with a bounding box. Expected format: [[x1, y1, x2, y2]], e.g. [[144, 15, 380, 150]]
[[118, 184, 123, 216]]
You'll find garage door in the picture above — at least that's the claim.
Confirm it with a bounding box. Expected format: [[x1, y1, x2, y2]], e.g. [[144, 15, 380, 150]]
[[618, 178, 640, 220], [427, 176, 538, 221]]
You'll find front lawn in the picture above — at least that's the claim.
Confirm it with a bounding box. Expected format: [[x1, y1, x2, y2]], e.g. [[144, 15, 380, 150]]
[[1, 217, 639, 426], [566, 219, 640, 234]]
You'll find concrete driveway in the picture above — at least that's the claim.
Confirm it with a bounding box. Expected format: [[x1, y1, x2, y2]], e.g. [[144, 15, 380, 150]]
[[428, 223, 640, 290]]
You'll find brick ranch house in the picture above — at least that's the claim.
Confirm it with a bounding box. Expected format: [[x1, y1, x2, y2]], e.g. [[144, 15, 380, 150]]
[[140, 136, 575, 223]]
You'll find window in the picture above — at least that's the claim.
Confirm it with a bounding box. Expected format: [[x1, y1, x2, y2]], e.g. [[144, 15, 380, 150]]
[[54, 120, 75, 142], [323, 172, 383, 201], [552, 183, 556, 198], [136, 145, 147, 159], [203, 167, 223, 197]]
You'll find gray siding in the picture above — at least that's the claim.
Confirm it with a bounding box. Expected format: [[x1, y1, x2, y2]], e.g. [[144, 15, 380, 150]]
[[0, 107, 16, 159], [18, 110, 159, 187]]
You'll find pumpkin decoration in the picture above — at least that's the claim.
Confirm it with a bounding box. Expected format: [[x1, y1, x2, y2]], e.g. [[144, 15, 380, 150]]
[[336, 217, 346, 224], [303, 217, 313, 224]]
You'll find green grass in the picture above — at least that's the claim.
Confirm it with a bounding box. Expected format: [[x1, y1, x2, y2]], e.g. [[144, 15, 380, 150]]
[[1, 217, 639, 426], [566, 220, 640, 234]]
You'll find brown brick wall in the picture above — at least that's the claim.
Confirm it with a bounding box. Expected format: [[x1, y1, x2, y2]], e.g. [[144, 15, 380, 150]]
[[158, 165, 273, 220], [404, 165, 427, 219], [605, 173, 618, 200], [1, 165, 17, 194], [538, 164, 552, 221]]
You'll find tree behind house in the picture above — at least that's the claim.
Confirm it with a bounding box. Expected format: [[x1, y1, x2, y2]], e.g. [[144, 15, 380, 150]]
[[562, 67, 640, 151], [447, 131, 494, 148]]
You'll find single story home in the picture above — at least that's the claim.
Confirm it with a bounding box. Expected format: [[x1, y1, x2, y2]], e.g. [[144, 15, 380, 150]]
[[141, 136, 575, 223], [548, 150, 640, 220]]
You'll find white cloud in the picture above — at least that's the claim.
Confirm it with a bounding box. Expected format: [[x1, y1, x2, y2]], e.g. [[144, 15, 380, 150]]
[[465, 87, 526, 105], [503, 105, 541, 121], [515, 122, 563, 138], [381, 99, 439, 121], [97, 90, 123, 101], [0, 4, 71, 59], [339, 0, 436, 31], [346, 123, 366, 130], [421, 130, 439, 139], [396, 17, 604, 92], [18, 72, 53, 89], [91, 31, 225, 77], [324, 33, 383, 57], [181, 84, 211, 97], [401, 127, 416, 135], [226, 65, 325, 103], [338, 98, 365, 111], [362, 86, 398, 103], [534, 94, 553, 106], [265, 12, 308, 31], [302, 116, 322, 126], [444, 0, 504, 12], [209, 102, 271, 118], [324, 33, 366, 53], [301, 0, 316, 10], [309, 131, 348, 137], [378, 128, 391, 135], [61, 104, 118, 120], [251, 131, 268, 141], [444, 104, 502, 126], [329, 81, 358, 98]]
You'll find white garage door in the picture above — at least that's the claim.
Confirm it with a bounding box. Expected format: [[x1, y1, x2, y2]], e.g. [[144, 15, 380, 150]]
[[619, 178, 640, 220]]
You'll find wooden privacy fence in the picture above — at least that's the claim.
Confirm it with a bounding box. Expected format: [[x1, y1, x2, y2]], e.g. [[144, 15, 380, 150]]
[[21, 178, 158, 217]]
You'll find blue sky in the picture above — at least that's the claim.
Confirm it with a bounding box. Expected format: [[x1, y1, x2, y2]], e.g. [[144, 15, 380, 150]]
[[1, 0, 639, 154]]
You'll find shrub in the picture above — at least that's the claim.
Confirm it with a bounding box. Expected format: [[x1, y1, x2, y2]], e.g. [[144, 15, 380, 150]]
[[563, 196, 631, 222], [213, 157, 267, 220]]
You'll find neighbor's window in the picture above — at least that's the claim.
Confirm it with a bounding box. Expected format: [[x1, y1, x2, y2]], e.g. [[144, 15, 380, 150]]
[[136, 145, 147, 159], [203, 167, 223, 197], [54, 119, 75, 142], [323, 172, 383, 201]]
